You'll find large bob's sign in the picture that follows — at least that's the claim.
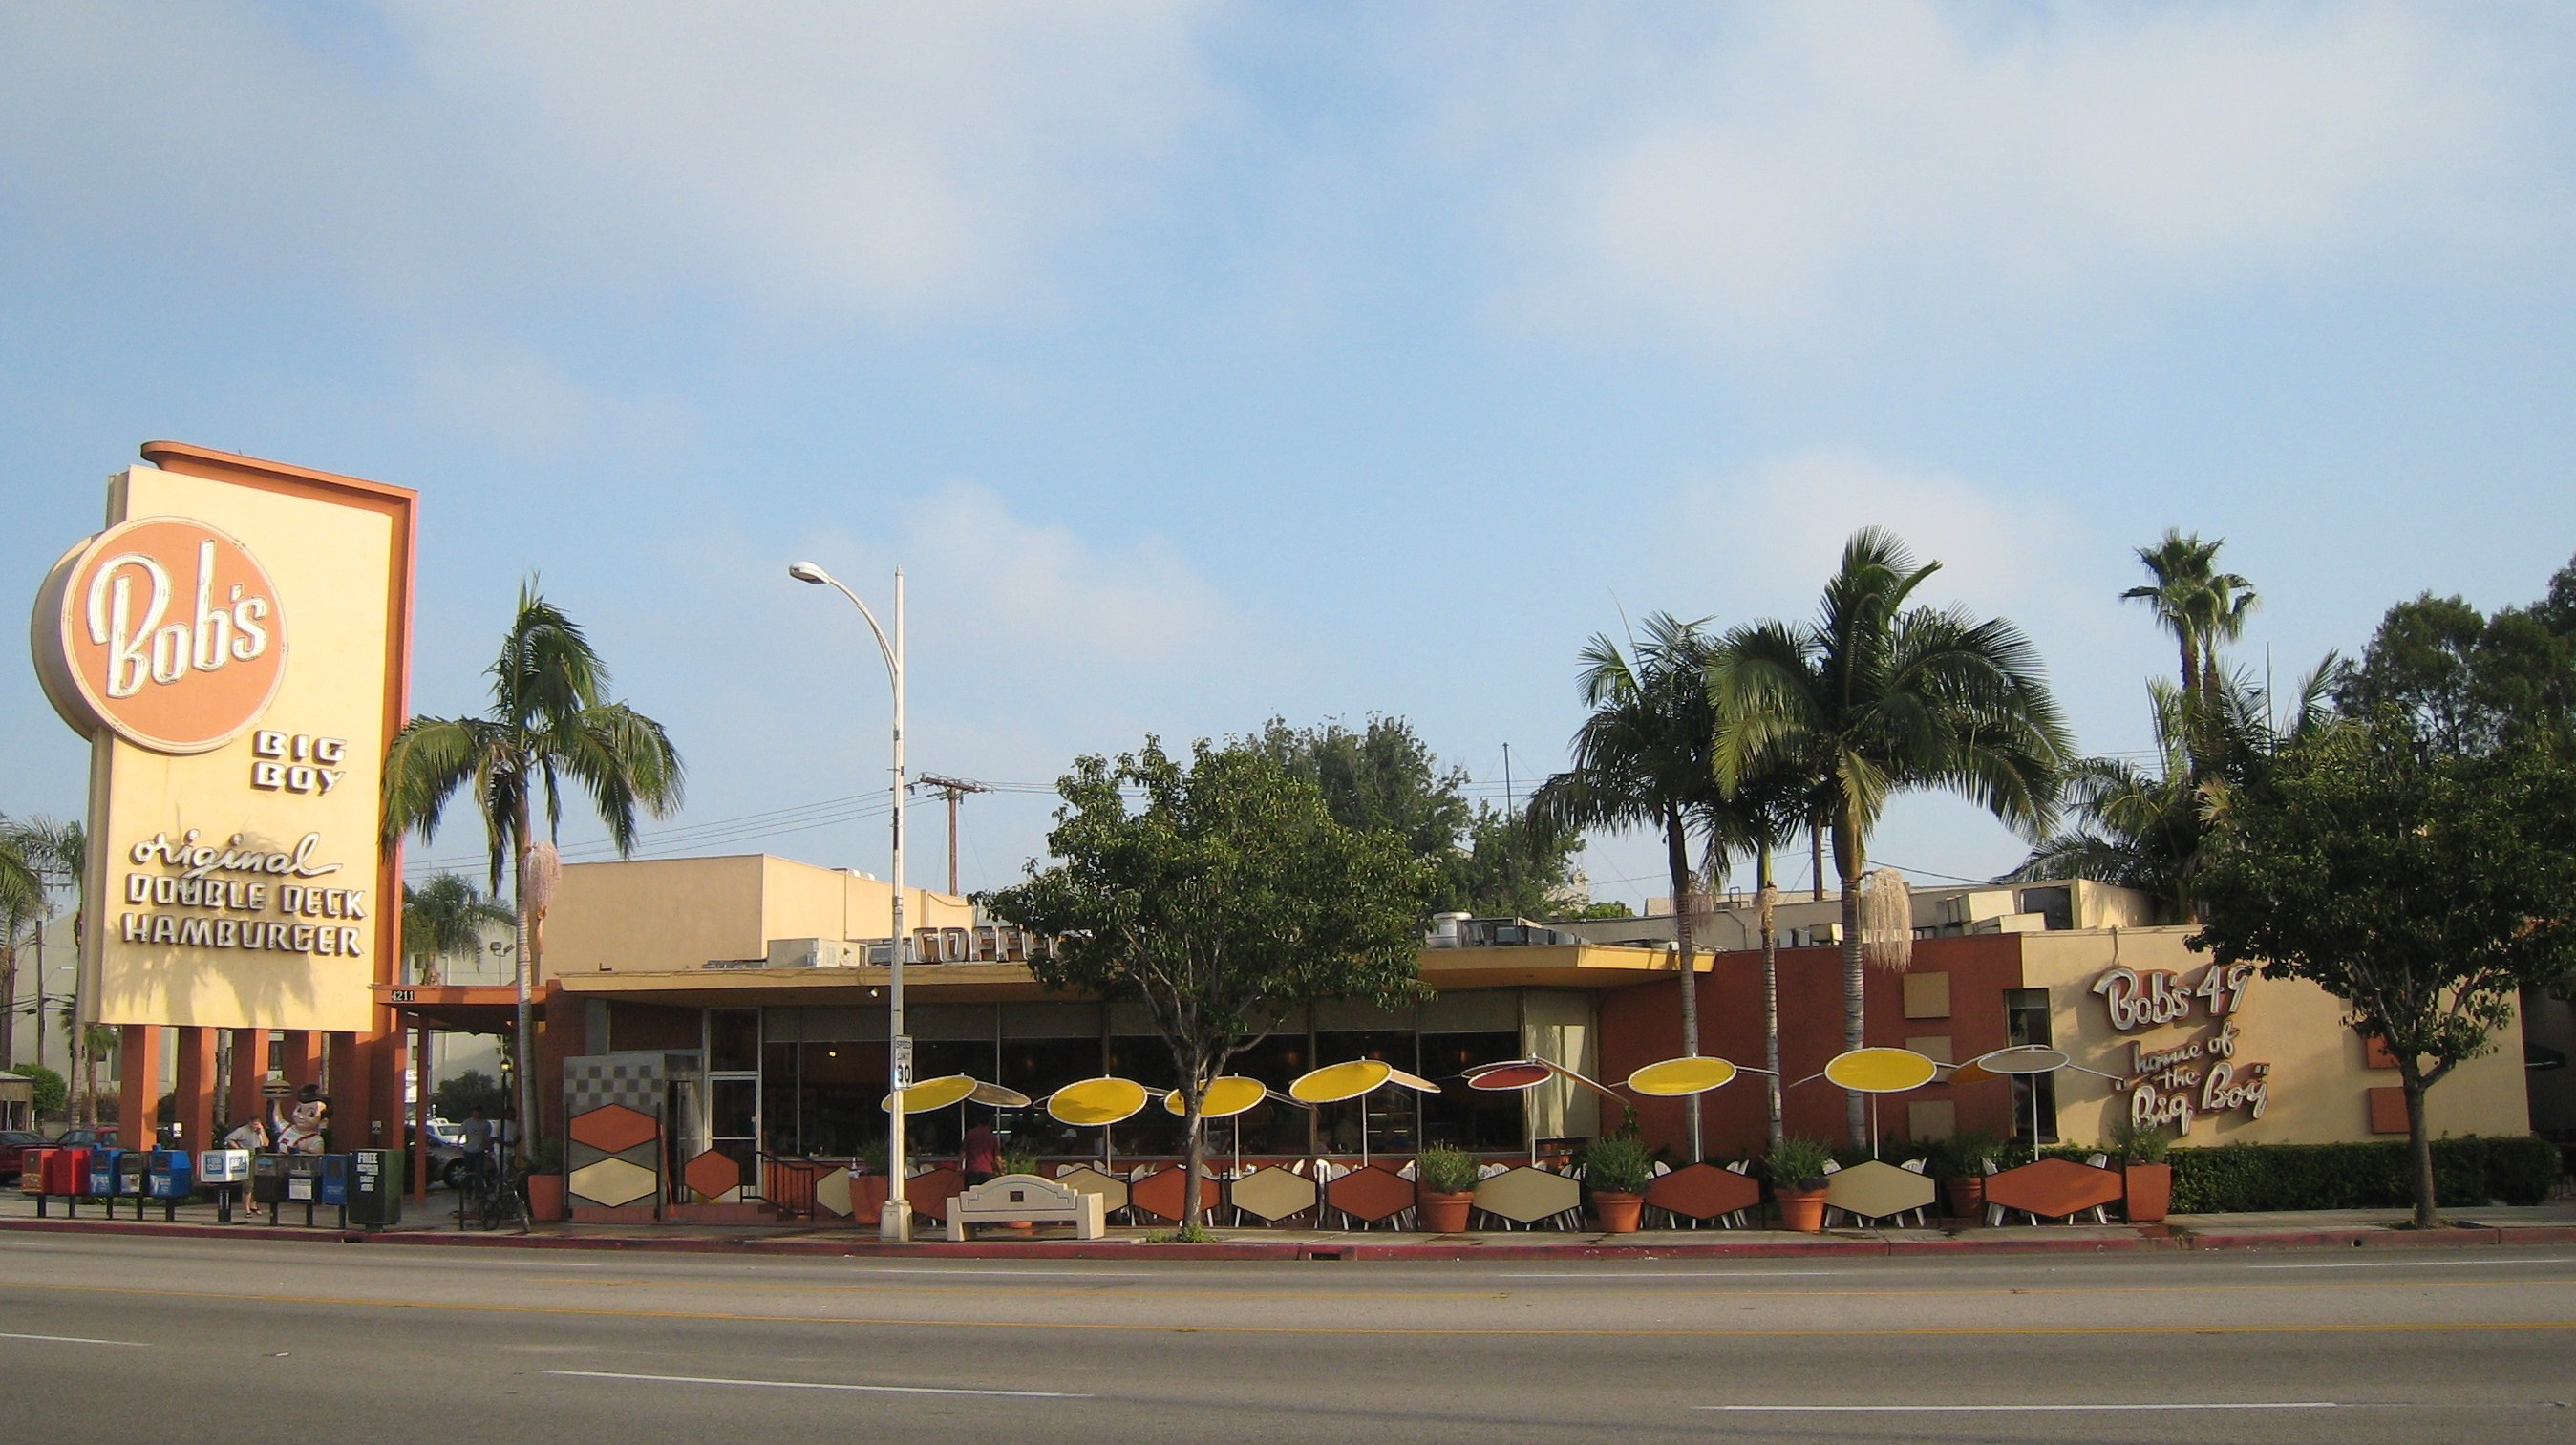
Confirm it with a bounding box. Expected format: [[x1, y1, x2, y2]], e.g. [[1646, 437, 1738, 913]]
[[30, 443, 415, 1032]]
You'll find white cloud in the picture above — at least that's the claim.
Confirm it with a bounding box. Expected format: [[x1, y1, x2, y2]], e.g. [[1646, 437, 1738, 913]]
[[1489, 3, 2543, 340], [0, 2, 1222, 320]]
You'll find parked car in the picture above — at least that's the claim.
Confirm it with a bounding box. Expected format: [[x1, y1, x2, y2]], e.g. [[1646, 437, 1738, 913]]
[[0, 1130, 45, 1184], [47, 1125, 120, 1151]]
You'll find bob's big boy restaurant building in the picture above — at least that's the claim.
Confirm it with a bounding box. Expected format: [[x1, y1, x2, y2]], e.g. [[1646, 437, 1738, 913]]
[[30, 444, 2548, 1222]]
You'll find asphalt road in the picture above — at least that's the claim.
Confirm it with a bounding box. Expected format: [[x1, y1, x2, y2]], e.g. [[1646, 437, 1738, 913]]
[[3, 1233, 2572, 1444]]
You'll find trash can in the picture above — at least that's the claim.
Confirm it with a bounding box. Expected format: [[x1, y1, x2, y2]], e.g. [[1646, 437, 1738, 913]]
[[348, 1149, 402, 1229], [250, 1153, 287, 1206]]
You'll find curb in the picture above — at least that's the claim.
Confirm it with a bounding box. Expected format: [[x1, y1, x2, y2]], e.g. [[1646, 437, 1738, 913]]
[[11, 1213, 2568, 1261]]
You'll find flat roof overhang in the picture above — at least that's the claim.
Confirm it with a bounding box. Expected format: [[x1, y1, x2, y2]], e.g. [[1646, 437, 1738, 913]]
[[373, 982, 536, 1032], [531, 943, 1684, 1008]]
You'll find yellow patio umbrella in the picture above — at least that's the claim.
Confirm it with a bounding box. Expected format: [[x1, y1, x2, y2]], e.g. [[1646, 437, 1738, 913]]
[[1289, 1059, 1437, 1165], [1160, 1075, 1279, 1173], [1625, 1055, 1750, 1097], [1046, 1075, 1151, 1171], [1793, 1048, 1944, 1158], [881, 1073, 980, 1114]]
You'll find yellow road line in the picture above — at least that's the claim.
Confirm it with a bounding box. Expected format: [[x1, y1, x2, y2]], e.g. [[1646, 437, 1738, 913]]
[[4, 1279, 2571, 1340]]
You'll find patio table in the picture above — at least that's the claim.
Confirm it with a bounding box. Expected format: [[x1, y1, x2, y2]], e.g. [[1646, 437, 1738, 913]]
[[1473, 1165, 1581, 1227], [1229, 1166, 1318, 1223], [1129, 1164, 1224, 1222], [1644, 1162, 1761, 1223], [1982, 1158, 2123, 1222], [1326, 1164, 1416, 1225], [1823, 1159, 1936, 1224], [1054, 1165, 1130, 1216]]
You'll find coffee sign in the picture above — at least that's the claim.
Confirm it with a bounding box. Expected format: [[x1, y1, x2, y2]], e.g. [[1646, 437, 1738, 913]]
[[34, 516, 287, 755]]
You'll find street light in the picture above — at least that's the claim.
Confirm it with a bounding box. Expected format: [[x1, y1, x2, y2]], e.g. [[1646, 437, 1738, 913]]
[[788, 560, 912, 1242]]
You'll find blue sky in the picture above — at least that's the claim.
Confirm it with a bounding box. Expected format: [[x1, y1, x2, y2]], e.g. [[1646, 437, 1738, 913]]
[[7, 3, 2575, 908]]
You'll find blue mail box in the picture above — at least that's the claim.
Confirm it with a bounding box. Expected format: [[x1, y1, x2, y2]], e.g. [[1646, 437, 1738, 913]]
[[145, 1149, 194, 1200]]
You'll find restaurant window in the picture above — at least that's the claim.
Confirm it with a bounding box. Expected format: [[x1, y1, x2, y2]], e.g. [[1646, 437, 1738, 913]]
[[796, 1040, 886, 1159], [1314, 1029, 1419, 1157], [704, 1009, 761, 1186], [708, 1009, 761, 1073], [1417, 1031, 1524, 1151], [997, 1035, 1099, 1158], [909, 1038, 998, 1158], [2003, 988, 2057, 1144], [1106, 1037, 1186, 1157], [1230, 1032, 1314, 1156]]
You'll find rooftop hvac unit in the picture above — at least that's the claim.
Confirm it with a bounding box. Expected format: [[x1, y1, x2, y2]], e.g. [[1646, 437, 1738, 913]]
[[1937, 895, 1972, 925], [765, 937, 854, 969], [1807, 922, 1842, 945]]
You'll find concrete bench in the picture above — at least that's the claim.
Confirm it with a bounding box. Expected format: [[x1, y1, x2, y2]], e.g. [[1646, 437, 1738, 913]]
[[947, 1173, 1106, 1240]]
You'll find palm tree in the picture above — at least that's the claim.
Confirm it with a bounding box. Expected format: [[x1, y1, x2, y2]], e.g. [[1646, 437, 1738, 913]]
[[382, 580, 684, 1140], [3, 818, 85, 1111], [1529, 613, 1728, 1160], [1713, 529, 2069, 1146], [1701, 759, 1815, 1148], [0, 822, 38, 1074], [2122, 529, 2256, 708], [402, 873, 512, 985]]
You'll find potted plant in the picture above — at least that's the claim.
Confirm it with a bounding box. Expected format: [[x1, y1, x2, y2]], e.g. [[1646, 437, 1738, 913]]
[[1763, 1136, 1834, 1232], [1581, 1136, 1655, 1232], [522, 1137, 565, 1222], [995, 1146, 1046, 1230], [1928, 1127, 2002, 1221], [1415, 1144, 1480, 1232], [2110, 1116, 2172, 1222], [846, 1138, 892, 1223]]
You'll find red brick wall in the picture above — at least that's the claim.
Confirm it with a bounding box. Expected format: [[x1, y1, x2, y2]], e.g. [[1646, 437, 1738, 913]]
[[1597, 934, 2028, 1160]]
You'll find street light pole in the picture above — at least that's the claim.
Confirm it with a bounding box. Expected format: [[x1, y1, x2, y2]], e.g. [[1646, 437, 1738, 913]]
[[789, 561, 911, 1242]]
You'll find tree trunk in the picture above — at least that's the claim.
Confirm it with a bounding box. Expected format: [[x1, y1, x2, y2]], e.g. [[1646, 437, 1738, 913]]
[[0, 946, 15, 1073], [1666, 810, 1702, 1162], [2179, 629, 2199, 706], [1835, 814, 1866, 1148], [1759, 844, 1783, 1150], [1181, 1067, 1209, 1236], [2401, 1070, 2438, 1229], [1810, 826, 1825, 902], [511, 794, 536, 1159]]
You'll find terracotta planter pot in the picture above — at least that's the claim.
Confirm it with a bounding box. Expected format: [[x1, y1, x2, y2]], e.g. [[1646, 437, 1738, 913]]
[[1775, 1183, 1828, 1233], [1416, 1189, 1476, 1233], [525, 1173, 565, 1222], [2123, 1163, 2172, 1223], [1942, 1175, 1986, 1221], [1589, 1191, 1645, 1234]]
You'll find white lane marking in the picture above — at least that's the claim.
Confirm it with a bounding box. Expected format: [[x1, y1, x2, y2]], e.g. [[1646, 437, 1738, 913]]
[[1702, 1402, 2344, 1413], [545, 1370, 1090, 1398], [2246, 1258, 2576, 1270], [1501, 1269, 1856, 1279], [0, 1330, 149, 1348]]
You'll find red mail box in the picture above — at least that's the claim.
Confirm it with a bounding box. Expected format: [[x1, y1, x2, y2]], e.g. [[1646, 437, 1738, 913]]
[[42, 1146, 91, 1196]]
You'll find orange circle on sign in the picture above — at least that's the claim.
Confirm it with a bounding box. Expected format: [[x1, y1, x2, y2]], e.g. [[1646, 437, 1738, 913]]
[[42, 517, 287, 754]]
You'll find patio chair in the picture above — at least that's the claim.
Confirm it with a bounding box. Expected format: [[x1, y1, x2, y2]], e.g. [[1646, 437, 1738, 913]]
[[2082, 1154, 2114, 1223], [1820, 1158, 1845, 1228], [1897, 1157, 1932, 1226], [1983, 1158, 2015, 1227], [1721, 1159, 1753, 1229]]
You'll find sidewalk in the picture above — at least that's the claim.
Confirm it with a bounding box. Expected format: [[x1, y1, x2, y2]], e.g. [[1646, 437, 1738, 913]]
[[8, 1194, 2574, 1260]]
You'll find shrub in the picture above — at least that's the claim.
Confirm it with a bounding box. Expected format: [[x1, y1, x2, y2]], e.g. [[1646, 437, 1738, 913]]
[[2167, 1136, 2557, 1213], [2108, 1116, 2169, 1165], [20, 1065, 67, 1118], [1920, 1127, 2002, 1180], [1416, 1143, 1480, 1194], [1763, 1136, 1835, 1190], [431, 1070, 508, 1122], [1581, 1136, 1655, 1194], [1000, 1146, 1042, 1177]]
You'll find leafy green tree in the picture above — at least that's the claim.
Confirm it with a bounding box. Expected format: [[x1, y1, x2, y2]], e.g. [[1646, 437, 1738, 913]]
[[383, 580, 685, 1136], [2339, 588, 2574, 755], [0, 821, 38, 1075], [1714, 529, 2068, 1145], [431, 1069, 511, 1123], [1256, 715, 1591, 917], [1530, 613, 1732, 1158], [402, 873, 512, 984], [985, 737, 1435, 1234], [2191, 724, 2576, 1226]]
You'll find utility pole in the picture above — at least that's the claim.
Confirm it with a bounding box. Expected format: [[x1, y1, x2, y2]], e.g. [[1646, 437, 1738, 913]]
[[914, 775, 990, 896]]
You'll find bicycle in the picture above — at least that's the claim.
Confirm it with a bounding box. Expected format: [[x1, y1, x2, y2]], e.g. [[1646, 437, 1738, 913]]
[[453, 1153, 532, 1235]]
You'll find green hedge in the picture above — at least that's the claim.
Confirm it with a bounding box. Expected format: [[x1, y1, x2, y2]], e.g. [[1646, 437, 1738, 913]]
[[2167, 1136, 2559, 1213]]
